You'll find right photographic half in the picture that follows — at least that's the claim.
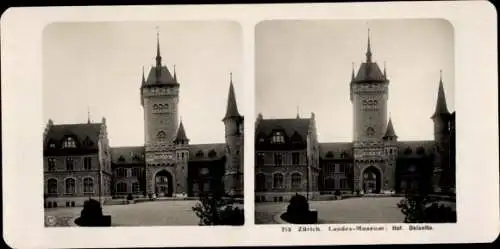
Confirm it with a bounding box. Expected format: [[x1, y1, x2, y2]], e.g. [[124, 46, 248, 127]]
[[254, 19, 456, 225]]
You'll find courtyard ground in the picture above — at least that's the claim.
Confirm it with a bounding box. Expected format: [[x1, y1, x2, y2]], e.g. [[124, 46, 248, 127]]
[[45, 200, 201, 226], [255, 197, 407, 224]]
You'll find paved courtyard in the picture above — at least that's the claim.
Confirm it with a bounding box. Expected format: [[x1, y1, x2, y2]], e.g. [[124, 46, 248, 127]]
[[45, 200, 201, 226], [255, 197, 407, 224]]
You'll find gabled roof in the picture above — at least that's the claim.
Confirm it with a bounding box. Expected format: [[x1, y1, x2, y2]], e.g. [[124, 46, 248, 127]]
[[44, 123, 102, 149], [256, 118, 311, 138], [110, 146, 145, 164]]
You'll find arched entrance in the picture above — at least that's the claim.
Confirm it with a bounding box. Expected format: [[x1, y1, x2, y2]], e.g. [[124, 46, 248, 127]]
[[362, 166, 382, 194], [154, 170, 174, 197]]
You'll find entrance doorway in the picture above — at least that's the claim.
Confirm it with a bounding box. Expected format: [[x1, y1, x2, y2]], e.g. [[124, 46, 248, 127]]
[[362, 166, 382, 193], [154, 170, 174, 197]]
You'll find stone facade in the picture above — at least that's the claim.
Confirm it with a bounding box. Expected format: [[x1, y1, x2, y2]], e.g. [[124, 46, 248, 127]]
[[255, 36, 455, 202], [44, 35, 244, 207]]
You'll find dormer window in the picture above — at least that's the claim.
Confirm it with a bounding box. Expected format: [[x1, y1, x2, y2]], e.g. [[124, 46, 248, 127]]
[[271, 131, 285, 144], [62, 137, 76, 148], [326, 151, 334, 158], [118, 156, 126, 162], [196, 150, 204, 157], [49, 143, 56, 148], [416, 147, 425, 155]]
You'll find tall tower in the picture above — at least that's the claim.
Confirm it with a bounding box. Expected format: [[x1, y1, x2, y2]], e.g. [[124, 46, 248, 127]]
[[222, 73, 244, 198], [431, 71, 452, 193], [141, 32, 182, 196], [350, 30, 391, 193]]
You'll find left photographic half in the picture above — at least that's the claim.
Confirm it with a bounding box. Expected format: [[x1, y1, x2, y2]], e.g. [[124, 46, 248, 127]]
[[42, 21, 244, 227]]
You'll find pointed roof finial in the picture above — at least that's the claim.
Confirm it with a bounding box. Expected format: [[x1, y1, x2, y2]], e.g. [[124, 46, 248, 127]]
[[439, 69, 443, 83], [87, 106, 91, 124], [296, 105, 300, 119], [230, 72, 233, 83], [155, 26, 162, 69], [366, 28, 372, 63]]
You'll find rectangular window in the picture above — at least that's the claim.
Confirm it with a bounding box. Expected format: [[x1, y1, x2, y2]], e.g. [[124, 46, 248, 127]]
[[132, 167, 140, 177], [256, 152, 265, 166], [48, 158, 56, 171], [340, 179, 348, 189], [83, 157, 92, 170], [274, 153, 283, 166], [66, 157, 74, 171], [292, 152, 300, 165], [339, 164, 345, 173], [132, 182, 141, 193]]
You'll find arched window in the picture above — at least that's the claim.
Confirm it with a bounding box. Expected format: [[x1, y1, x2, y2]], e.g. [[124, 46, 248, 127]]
[[47, 158, 56, 171], [366, 127, 375, 136], [157, 131, 166, 139], [417, 146, 425, 155], [65, 178, 76, 194], [291, 173, 302, 189], [273, 173, 284, 189], [153, 104, 159, 110], [116, 182, 127, 193], [255, 173, 266, 191], [62, 137, 76, 148], [47, 179, 58, 194], [83, 177, 94, 193], [271, 131, 285, 144]]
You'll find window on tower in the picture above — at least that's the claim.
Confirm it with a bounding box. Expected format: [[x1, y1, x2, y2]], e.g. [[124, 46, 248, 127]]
[[366, 127, 375, 136], [157, 131, 166, 139]]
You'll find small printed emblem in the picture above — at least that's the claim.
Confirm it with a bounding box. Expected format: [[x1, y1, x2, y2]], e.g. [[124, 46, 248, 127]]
[[46, 216, 57, 226]]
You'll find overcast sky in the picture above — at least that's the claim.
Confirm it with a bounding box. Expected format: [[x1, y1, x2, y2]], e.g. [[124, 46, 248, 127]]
[[43, 21, 243, 146], [255, 19, 454, 142]]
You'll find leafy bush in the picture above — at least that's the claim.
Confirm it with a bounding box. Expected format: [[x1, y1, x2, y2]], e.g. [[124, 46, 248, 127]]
[[127, 193, 133, 201], [397, 194, 456, 223], [334, 190, 342, 196], [192, 193, 244, 226], [355, 189, 361, 196]]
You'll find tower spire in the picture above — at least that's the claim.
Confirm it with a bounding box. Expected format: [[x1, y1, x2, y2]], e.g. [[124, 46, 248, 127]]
[[173, 64, 177, 82], [383, 116, 397, 138], [174, 119, 189, 143], [383, 61, 387, 79], [366, 28, 372, 63], [351, 62, 355, 81], [431, 70, 450, 119], [223, 72, 241, 121], [155, 27, 162, 84], [141, 66, 146, 84]]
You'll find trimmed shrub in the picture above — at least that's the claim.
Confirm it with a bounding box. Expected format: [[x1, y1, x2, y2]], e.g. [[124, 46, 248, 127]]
[[334, 190, 342, 196], [75, 198, 111, 226], [127, 193, 133, 201], [282, 193, 317, 224]]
